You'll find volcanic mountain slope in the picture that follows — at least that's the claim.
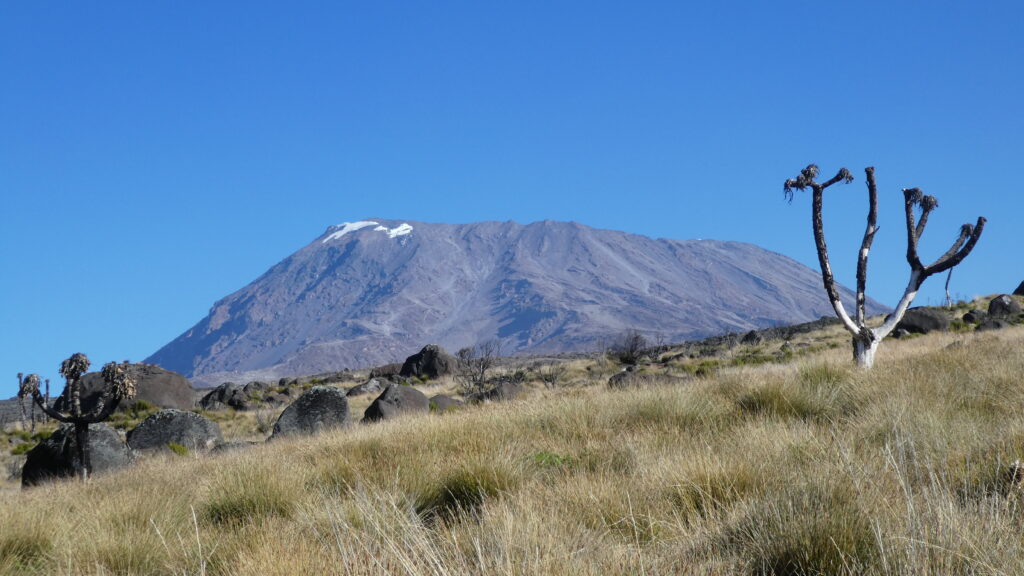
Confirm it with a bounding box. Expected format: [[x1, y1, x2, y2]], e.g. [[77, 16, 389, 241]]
[[146, 219, 886, 386]]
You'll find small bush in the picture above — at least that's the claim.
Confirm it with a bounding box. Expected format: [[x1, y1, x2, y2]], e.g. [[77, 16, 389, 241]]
[[167, 442, 189, 456], [10, 443, 33, 456]]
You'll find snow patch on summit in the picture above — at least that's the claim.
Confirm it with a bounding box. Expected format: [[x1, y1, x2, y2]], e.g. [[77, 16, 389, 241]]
[[322, 221, 379, 243], [376, 223, 413, 238], [323, 221, 414, 243]]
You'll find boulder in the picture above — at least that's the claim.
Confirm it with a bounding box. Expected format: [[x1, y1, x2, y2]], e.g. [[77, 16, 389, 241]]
[[243, 381, 272, 397], [962, 309, 989, 324], [22, 423, 132, 487], [263, 392, 290, 406], [891, 328, 912, 339], [740, 330, 763, 345], [369, 363, 403, 379], [399, 345, 457, 380], [467, 379, 523, 403], [199, 382, 249, 411], [212, 441, 258, 454], [53, 363, 194, 413], [346, 378, 385, 397], [271, 386, 350, 439], [988, 295, 1022, 318], [976, 319, 1010, 332], [428, 394, 463, 413], [362, 384, 429, 423], [126, 409, 223, 453], [895, 307, 950, 335], [1014, 281, 1024, 297], [608, 369, 683, 389]]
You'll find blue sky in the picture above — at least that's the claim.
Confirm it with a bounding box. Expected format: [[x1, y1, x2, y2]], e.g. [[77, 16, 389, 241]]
[[2, 2, 1021, 398]]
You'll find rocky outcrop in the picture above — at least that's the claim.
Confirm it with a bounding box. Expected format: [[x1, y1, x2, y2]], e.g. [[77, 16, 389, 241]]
[[53, 363, 193, 413], [399, 345, 457, 380], [977, 319, 1011, 332], [199, 382, 248, 411], [608, 367, 685, 389], [988, 295, 1022, 318], [895, 308, 950, 335], [21, 424, 132, 487], [362, 385, 429, 423], [467, 379, 523, 403], [346, 379, 385, 397], [271, 386, 350, 439], [1013, 281, 1024, 297], [428, 394, 463, 413], [962, 309, 989, 324], [126, 409, 223, 453]]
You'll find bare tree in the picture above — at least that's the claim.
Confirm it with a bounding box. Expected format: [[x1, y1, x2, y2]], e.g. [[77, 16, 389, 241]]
[[608, 329, 649, 365], [784, 165, 985, 368], [455, 339, 501, 395], [19, 353, 137, 481], [538, 362, 568, 389]]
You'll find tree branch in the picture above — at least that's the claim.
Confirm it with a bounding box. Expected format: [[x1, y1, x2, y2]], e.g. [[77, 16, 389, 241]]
[[922, 217, 986, 277], [903, 188, 924, 270], [855, 167, 879, 325]]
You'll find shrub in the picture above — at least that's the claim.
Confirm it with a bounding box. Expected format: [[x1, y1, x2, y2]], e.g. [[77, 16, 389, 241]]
[[10, 443, 33, 456], [167, 442, 189, 456]]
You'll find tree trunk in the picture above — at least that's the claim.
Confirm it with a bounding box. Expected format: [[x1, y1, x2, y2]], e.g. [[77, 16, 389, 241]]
[[73, 422, 91, 482], [853, 336, 879, 369]]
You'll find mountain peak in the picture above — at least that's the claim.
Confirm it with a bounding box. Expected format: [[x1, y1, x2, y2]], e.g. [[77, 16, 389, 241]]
[[146, 219, 885, 386]]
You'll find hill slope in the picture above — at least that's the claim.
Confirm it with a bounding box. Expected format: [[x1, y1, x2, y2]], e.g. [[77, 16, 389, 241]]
[[146, 219, 885, 385]]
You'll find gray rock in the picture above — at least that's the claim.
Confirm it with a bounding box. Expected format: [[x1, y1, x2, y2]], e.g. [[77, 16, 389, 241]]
[[53, 363, 194, 413], [126, 409, 223, 453], [399, 345, 457, 380], [263, 392, 290, 406], [1014, 281, 1024, 297], [891, 328, 912, 339], [212, 441, 258, 454], [895, 307, 950, 335], [976, 319, 1010, 332], [467, 379, 523, 402], [243, 381, 272, 396], [607, 370, 683, 389], [271, 386, 350, 439], [199, 382, 250, 411], [346, 378, 385, 397], [988, 295, 1022, 318], [428, 394, 463, 413], [362, 384, 429, 422], [22, 423, 132, 487], [741, 330, 763, 345], [963, 309, 989, 324]]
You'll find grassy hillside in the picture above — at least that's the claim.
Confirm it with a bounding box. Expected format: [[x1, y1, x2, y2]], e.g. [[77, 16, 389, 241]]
[[2, 317, 1024, 574]]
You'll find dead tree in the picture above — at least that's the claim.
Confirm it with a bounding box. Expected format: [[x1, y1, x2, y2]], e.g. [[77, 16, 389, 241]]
[[17, 374, 51, 432], [784, 165, 985, 368], [19, 353, 137, 481], [455, 339, 501, 395]]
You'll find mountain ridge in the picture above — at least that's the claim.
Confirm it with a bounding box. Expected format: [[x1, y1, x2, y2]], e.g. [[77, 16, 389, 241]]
[[146, 218, 887, 386]]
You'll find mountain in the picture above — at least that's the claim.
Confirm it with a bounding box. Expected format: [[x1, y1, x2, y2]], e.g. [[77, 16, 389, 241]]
[[146, 219, 886, 386]]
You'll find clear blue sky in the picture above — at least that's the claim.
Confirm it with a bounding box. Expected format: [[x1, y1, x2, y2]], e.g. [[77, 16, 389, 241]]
[[2, 2, 1020, 398]]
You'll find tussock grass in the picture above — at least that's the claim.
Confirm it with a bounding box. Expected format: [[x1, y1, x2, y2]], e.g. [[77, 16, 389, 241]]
[[2, 325, 1024, 575]]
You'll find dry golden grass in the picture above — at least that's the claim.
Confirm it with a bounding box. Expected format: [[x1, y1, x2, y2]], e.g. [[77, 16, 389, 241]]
[[2, 324, 1024, 575]]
